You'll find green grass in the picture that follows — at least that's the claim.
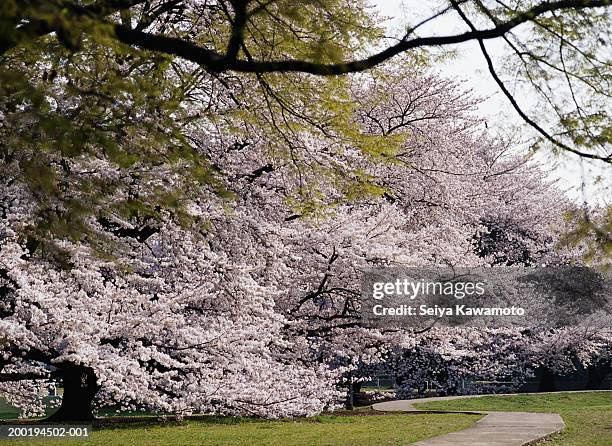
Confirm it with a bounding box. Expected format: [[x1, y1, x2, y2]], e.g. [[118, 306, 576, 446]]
[[5, 391, 606, 445], [0, 398, 19, 420], [414, 391, 612, 446], [1, 412, 481, 446]]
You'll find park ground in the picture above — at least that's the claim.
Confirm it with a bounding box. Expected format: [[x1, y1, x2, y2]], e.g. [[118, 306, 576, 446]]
[[414, 391, 612, 446], [0, 391, 609, 445]]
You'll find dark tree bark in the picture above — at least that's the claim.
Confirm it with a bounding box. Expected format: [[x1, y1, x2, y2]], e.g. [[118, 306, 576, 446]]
[[345, 377, 354, 410], [46, 366, 100, 422], [537, 367, 557, 392]]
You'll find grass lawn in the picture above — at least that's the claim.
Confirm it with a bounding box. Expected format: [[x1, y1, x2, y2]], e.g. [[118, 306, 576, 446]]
[[414, 391, 612, 446], [0, 399, 19, 420], [1, 412, 481, 446]]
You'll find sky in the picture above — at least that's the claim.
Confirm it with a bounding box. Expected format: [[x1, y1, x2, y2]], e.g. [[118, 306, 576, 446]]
[[370, 0, 610, 206]]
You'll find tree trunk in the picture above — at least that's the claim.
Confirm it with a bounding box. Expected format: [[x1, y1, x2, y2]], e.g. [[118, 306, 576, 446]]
[[46, 366, 99, 422], [345, 373, 355, 410], [537, 367, 556, 392]]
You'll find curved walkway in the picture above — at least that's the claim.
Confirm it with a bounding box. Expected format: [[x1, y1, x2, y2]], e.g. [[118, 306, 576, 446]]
[[372, 394, 566, 446]]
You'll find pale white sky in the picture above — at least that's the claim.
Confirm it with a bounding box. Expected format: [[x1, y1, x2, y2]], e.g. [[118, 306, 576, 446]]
[[371, 0, 610, 206]]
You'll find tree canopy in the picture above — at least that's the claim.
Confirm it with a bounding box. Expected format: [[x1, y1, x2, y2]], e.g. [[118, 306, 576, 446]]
[[2, 0, 611, 163]]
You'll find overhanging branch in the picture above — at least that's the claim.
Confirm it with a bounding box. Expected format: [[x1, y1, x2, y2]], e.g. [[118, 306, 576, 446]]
[[107, 0, 611, 74]]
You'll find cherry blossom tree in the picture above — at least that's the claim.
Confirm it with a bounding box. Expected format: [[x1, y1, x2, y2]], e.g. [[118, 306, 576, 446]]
[[2, 53, 605, 421], [0, 201, 346, 419]]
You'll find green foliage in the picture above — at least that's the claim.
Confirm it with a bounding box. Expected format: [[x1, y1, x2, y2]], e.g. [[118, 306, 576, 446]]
[[559, 207, 612, 267], [242, 0, 382, 64], [0, 0, 401, 250], [1, 32, 229, 259], [226, 69, 396, 215]]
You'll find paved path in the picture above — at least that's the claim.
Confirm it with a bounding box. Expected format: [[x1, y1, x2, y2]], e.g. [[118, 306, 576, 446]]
[[372, 395, 566, 446]]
